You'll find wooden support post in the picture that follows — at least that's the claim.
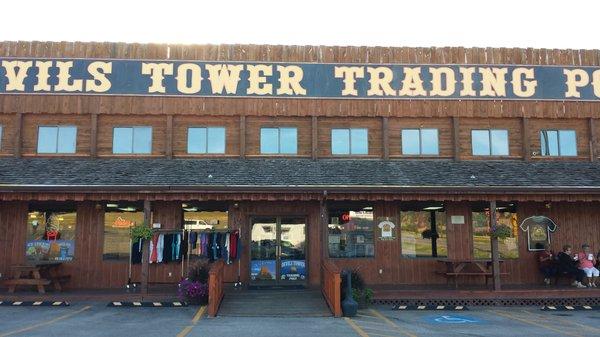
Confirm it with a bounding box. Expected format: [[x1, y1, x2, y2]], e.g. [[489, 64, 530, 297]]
[[240, 115, 246, 159], [14, 113, 22, 158], [312, 116, 318, 160], [522, 117, 530, 161], [589, 118, 595, 162], [90, 113, 98, 158], [490, 200, 501, 291], [166, 115, 173, 159], [320, 197, 328, 262], [141, 199, 152, 295], [382, 117, 389, 160], [452, 117, 460, 161]]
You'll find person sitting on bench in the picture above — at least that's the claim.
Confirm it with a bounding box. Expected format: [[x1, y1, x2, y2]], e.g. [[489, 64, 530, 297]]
[[556, 244, 586, 288], [535, 243, 556, 285], [575, 244, 598, 288]]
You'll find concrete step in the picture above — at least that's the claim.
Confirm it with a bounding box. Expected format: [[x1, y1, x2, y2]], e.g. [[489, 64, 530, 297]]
[[218, 289, 332, 317]]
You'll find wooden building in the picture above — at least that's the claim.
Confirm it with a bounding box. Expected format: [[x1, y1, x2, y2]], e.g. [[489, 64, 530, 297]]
[[0, 41, 599, 294]]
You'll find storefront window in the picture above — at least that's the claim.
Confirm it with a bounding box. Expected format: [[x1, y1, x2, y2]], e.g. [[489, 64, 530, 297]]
[[26, 205, 77, 262], [182, 203, 229, 230], [103, 203, 144, 260], [401, 204, 447, 258], [472, 203, 519, 259], [328, 206, 374, 258]]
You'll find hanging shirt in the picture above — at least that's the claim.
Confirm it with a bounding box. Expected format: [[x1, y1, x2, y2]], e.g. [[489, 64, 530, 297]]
[[225, 232, 231, 264], [157, 234, 165, 263], [229, 230, 238, 260], [163, 234, 173, 263], [190, 231, 198, 249], [173, 233, 181, 261], [131, 239, 144, 264]]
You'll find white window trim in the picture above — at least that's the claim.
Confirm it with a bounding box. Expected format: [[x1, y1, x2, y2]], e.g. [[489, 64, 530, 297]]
[[112, 126, 152, 154], [471, 129, 509, 156], [331, 128, 369, 155], [37, 125, 78, 154], [187, 126, 227, 154]]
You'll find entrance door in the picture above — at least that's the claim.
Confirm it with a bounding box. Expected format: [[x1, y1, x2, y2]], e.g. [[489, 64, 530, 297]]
[[250, 217, 306, 287]]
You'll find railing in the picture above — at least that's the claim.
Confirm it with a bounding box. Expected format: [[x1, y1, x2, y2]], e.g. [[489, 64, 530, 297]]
[[207, 260, 225, 317], [321, 260, 342, 317]]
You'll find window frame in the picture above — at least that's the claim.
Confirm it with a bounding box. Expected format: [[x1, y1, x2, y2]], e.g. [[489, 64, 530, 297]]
[[401, 128, 440, 156], [112, 126, 153, 154], [327, 205, 375, 259], [187, 126, 227, 154], [331, 128, 369, 155], [540, 129, 577, 157], [471, 129, 509, 156], [259, 126, 298, 155], [37, 125, 78, 154]]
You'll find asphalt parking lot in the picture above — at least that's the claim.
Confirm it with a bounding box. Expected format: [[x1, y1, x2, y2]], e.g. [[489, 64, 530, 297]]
[[0, 303, 599, 337]]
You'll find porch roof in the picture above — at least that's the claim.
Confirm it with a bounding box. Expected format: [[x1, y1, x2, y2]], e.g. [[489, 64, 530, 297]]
[[0, 158, 599, 193]]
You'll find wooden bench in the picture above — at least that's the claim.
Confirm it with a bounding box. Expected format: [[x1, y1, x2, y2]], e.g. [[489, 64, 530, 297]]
[[3, 263, 70, 294], [436, 259, 509, 288]]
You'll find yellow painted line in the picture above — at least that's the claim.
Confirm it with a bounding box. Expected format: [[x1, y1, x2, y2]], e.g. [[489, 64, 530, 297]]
[[175, 305, 207, 337], [491, 310, 582, 337], [0, 305, 91, 337], [344, 317, 371, 337], [191, 305, 206, 324], [521, 309, 600, 333], [369, 308, 418, 337]]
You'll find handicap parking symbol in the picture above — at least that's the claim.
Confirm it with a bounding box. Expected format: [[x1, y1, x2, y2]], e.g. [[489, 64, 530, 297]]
[[427, 315, 480, 324]]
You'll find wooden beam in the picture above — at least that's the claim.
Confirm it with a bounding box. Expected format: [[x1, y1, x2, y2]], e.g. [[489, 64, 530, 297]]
[[141, 199, 152, 295], [490, 200, 501, 291], [589, 118, 596, 162], [312, 116, 318, 160], [382, 117, 389, 160], [452, 117, 460, 161], [522, 117, 530, 161], [240, 115, 246, 159], [320, 198, 328, 262], [90, 113, 98, 158], [166, 115, 173, 159], [14, 113, 22, 158]]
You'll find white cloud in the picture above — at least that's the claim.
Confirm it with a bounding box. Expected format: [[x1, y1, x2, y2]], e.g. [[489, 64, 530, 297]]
[[0, 0, 598, 49]]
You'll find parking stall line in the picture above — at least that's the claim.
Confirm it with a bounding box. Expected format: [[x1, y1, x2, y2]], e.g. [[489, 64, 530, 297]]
[[0, 305, 91, 337], [344, 317, 371, 337], [520, 309, 600, 333], [369, 309, 418, 337], [490, 309, 583, 337], [175, 305, 206, 337]]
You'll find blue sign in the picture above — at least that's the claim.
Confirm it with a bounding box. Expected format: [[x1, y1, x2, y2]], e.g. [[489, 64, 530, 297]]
[[1, 58, 600, 101], [250, 260, 276, 281], [280, 260, 306, 281]]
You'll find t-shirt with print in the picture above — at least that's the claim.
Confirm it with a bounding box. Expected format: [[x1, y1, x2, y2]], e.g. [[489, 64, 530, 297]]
[[577, 252, 595, 269]]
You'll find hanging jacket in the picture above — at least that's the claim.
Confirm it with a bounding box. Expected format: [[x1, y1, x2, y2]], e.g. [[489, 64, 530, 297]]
[[156, 234, 165, 263], [163, 234, 173, 263], [229, 230, 238, 260], [150, 234, 159, 263], [131, 239, 144, 264], [190, 231, 198, 249], [224, 232, 231, 264]]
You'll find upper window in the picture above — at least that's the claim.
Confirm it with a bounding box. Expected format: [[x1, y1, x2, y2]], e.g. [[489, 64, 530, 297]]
[[187, 127, 226, 154], [113, 127, 152, 154], [402, 128, 439, 155], [472, 203, 519, 259], [37, 126, 77, 154], [331, 128, 368, 155], [26, 203, 77, 263], [328, 205, 374, 258], [471, 129, 509, 156], [401, 204, 447, 258], [260, 127, 297, 154], [540, 130, 577, 156]]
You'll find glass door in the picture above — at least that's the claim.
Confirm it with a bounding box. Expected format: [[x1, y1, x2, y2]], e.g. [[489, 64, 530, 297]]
[[250, 217, 306, 287]]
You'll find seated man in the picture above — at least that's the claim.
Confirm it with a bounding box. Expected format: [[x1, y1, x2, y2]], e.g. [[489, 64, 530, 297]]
[[575, 244, 598, 288], [535, 243, 556, 285], [556, 244, 586, 288]]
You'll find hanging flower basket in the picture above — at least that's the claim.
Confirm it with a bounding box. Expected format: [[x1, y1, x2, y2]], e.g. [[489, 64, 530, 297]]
[[129, 223, 153, 243]]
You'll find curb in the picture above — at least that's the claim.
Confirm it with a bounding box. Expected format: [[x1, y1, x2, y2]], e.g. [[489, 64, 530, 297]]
[[393, 305, 468, 311], [107, 301, 188, 307], [0, 301, 69, 306], [541, 305, 599, 311]]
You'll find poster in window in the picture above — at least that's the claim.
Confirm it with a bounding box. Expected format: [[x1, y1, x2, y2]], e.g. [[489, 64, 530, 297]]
[[250, 260, 276, 281], [280, 260, 306, 281], [377, 217, 397, 240], [519, 216, 557, 251], [26, 240, 75, 262]]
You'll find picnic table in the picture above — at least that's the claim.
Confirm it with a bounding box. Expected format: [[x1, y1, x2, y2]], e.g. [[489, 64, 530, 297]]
[[436, 259, 508, 288], [4, 263, 70, 294]]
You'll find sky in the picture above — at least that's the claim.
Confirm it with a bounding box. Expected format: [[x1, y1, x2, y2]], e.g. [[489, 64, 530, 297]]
[[0, 0, 598, 49]]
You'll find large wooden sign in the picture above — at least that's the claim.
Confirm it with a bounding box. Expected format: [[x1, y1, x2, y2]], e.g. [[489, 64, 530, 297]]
[[1, 58, 600, 101]]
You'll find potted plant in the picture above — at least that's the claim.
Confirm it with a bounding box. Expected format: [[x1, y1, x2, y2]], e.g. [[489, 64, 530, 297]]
[[341, 268, 374, 309], [178, 259, 210, 305]]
